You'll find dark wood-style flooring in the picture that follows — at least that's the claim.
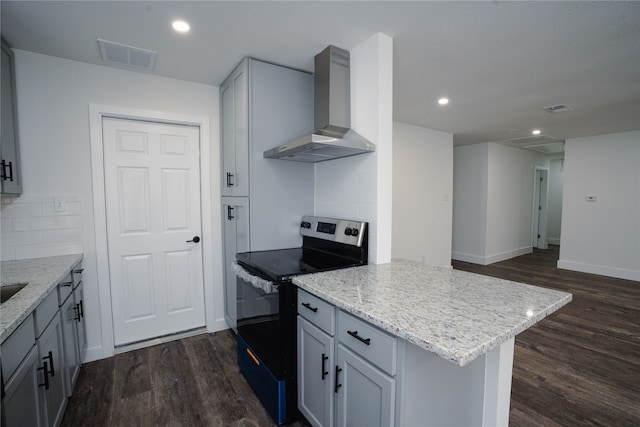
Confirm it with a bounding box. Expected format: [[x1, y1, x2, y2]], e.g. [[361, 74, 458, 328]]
[[62, 246, 639, 426], [453, 246, 640, 426]]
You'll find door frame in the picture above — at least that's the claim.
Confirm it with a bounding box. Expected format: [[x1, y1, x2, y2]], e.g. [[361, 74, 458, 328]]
[[531, 167, 549, 250], [89, 104, 217, 358]]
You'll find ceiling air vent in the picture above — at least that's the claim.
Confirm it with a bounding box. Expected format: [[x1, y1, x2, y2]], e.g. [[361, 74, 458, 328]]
[[543, 104, 573, 114], [97, 39, 157, 70]]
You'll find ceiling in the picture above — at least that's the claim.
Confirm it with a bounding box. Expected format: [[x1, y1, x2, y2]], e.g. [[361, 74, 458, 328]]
[[2, 1, 639, 151]]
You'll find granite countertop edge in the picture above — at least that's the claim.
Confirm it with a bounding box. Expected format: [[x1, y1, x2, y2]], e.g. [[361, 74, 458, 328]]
[[293, 259, 573, 367], [1, 254, 84, 343]]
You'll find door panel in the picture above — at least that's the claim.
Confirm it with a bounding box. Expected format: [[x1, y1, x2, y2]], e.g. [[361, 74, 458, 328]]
[[103, 117, 205, 346]]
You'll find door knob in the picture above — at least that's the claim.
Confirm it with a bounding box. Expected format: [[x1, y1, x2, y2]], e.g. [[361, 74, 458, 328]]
[[187, 236, 201, 243]]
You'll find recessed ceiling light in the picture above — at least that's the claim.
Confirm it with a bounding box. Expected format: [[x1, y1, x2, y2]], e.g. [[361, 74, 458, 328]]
[[172, 20, 190, 33], [438, 97, 449, 106], [532, 129, 542, 135]]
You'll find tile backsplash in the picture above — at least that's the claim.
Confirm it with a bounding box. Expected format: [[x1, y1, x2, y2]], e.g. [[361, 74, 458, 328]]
[[1, 195, 83, 261]]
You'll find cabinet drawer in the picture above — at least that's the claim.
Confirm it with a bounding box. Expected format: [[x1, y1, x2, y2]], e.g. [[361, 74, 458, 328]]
[[57, 272, 73, 305], [298, 289, 335, 335], [337, 310, 397, 376], [34, 289, 58, 338], [1, 314, 35, 382]]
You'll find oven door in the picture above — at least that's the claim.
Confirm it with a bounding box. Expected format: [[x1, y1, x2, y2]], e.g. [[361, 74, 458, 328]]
[[236, 266, 291, 378], [235, 265, 298, 425]]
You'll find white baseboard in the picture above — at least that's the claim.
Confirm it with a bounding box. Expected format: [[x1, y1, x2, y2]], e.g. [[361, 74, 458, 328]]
[[83, 345, 105, 363], [547, 238, 561, 245], [485, 247, 532, 265], [209, 318, 231, 333], [451, 251, 489, 265], [557, 260, 640, 281], [452, 247, 532, 266]]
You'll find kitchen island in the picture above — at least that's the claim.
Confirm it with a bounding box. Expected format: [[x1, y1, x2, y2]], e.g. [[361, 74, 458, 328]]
[[293, 259, 572, 426]]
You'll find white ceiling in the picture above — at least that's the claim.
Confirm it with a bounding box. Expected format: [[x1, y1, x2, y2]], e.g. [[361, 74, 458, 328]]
[[2, 1, 639, 149]]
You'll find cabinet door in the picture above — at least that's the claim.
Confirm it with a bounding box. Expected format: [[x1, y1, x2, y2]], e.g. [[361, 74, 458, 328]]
[[60, 294, 80, 396], [3, 345, 44, 427], [38, 314, 67, 427], [1, 39, 22, 195], [335, 345, 395, 427], [297, 317, 334, 427], [222, 197, 250, 331], [220, 59, 249, 197], [74, 282, 87, 361]]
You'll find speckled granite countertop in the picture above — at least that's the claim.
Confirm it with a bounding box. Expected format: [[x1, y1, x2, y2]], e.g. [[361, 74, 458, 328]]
[[293, 259, 572, 367], [1, 254, 83, 343]]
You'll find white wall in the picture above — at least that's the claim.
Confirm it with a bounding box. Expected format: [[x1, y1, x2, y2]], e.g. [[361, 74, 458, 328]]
[[558, 131, 640, 281], [392, 122, 453, 267], [452, 143, 488, 264], [452, 142, 548, 265], [315, 33, 393, 264], [485, 143, 547, 263], [9, 50, 221, 361], [547, 157, 564, 245]]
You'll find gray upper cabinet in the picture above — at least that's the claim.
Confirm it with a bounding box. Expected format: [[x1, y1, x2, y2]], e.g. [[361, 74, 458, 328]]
[[220, 60, 249, 197], [1, 38, 22, 195]]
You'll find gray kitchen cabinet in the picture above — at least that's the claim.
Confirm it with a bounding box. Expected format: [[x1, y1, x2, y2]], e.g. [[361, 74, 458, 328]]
[[1, 314, 43, 427], [297, 317, 335, 427], [59, 285, 80, 397], [335, 345, 395, 427], [297, 289, 398, 427], [1, 38, 22, 195], [2, 345, 44, 427], [71, 266, 86, 361], [222, 197, 249, 332], [35, 291, 67, 427], [220, 59, 249, 197], [220, 57, 313, 331]]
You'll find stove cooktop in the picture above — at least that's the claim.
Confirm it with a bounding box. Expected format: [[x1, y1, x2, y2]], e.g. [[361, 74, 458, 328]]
[[236, 247, 361, 283]]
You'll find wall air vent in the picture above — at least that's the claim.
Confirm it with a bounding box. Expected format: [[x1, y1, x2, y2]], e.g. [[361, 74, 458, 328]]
[[543, 104, 573, 113], [97, 39, 157, 70]]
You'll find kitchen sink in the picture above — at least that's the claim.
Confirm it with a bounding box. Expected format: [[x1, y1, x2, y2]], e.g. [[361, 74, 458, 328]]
[[1, 283, 28, 304]]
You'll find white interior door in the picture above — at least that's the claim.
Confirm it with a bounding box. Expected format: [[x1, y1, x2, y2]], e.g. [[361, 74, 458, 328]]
[[102, 117, 205, 346]]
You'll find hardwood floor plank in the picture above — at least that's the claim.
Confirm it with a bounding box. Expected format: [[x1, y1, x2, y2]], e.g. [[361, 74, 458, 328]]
[[453, 245, 640, 426]]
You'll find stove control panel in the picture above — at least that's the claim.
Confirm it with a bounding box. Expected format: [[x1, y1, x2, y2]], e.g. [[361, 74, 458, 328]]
[[300, 216, 367, 247]]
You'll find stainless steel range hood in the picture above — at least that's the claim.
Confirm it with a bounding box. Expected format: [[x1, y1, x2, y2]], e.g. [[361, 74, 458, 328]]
[[263, 45, 375, 163]]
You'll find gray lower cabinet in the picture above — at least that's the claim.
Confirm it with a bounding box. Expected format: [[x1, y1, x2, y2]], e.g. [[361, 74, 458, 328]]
[[3, 345, 44, 427], [36, 307, 67, 427], [59, 290, 80, 396], [73, 281, 87, 361], [297, 317, 335, 427], [334, 345, 395, 427], [297, 289, 398, 427], [2, 261, 84, 427]]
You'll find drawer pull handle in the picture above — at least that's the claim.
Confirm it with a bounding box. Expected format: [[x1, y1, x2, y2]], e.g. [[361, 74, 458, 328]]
[[226, 172, 235, 187], [38, 362, 50, 390], [347, 330, 371, 345], [61, 281, 73, 288], [321, 353, 329, 380], [43, 351, 55, 377], [74, 304, 82, 322], [73, 269, 84, 274], [301, 302, 318, 313], [334, 366, 342, 393]]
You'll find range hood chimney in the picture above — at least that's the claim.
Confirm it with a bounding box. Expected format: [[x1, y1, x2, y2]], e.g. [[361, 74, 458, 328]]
[[263, 45, 375, 162]]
